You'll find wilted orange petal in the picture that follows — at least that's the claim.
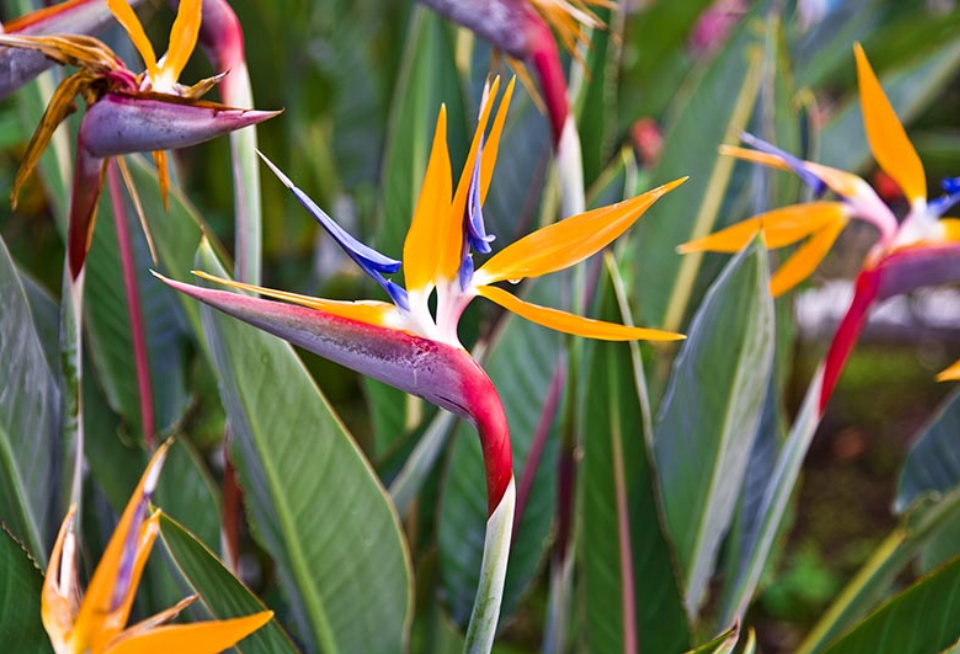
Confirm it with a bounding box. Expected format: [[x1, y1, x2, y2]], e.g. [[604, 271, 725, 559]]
[[102, 612, 274, 654], [106, 0, 158, 77], [191, 271, 398, 327], [769, 216, 847, 297], [854, 43, 926, 203], [402, 105, 452, 292], [479, 177, 686, 284], [439, 77, 501, 281], [161, 0, 201, 83], [41, 505, 77, 649], [71, 442, 170, 651], [480, 77, 516, 203], [93, 513, 161, 651], [937, 358, 960, 382], [478, 285, 684, 341]]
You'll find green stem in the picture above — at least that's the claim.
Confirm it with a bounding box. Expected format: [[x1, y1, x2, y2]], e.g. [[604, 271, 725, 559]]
[[464, 477, 516, 654]]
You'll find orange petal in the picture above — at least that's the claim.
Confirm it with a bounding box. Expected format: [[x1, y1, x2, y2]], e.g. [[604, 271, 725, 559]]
[[106, 0, 158, 78], [854, 43, 926, 203], [480, 77, 516, 203], [478, 285, 685, 341], [71, 442, 171, 651], [402, 105, 452, 292], [939, 218, 960, 242], [161, 0, 202, 83], [191, 271, 398, 327], [760, 202, 847, 248], [769, 216, 847, 297], [479, 177, 686, 284], [41, 505, 78, 650], [116, 595, 198, 639], [937, 358, 960, 382], [438, 77, 501, 281], [102, 611, 273, 654], [678, 217, 763, 254]]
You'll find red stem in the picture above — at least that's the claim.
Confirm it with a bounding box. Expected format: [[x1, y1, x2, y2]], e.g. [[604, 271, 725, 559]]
[[527, 17, 570, 147], [107, 162, 155, 448], [514, 361, 565, 531]]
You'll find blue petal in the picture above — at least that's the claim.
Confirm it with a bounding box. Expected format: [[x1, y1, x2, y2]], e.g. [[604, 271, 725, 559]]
[[259, 151, 401, 275], [741, 132, 827, 198], [942, 176, 960, 195], [465, 140, 495, 254]]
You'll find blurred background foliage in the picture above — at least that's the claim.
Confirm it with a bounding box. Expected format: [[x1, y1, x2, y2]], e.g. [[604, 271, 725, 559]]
[[4, 0, 960, 652]]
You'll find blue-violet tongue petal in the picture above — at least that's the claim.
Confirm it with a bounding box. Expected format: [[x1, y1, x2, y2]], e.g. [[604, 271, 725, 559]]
[[741, 131, 827, 197]]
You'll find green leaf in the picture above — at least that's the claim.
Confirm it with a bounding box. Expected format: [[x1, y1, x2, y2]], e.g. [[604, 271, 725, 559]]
[[628, 17, 764, 332], [0, 528, 53, 654], [654, 240, 775, 615], [194, 241, 413, 654], [722, 367, 823, 626], [159, 513, 301, 654], [618, 0, 716, 124], [575, 4, 622, 187], [897, 390, 960, 514], [83, 168, 193, 438], [684, 625, 739, 654], [581, 256, 689, 654], [0, 232, 58, 562], [822, 550, 960, 654], [438, 278, 561, 626]]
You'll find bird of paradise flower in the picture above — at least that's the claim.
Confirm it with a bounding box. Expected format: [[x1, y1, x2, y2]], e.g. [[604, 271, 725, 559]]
[[679, 44, 960, 412], [157, 76, 685, 653], [42, 441, 272, 654]]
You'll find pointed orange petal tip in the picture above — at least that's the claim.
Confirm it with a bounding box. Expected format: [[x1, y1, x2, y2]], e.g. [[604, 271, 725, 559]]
[[853, 42, 926, 203], [937, 359, 960, 382]]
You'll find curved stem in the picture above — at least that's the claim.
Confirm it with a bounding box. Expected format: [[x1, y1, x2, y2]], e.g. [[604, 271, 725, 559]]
[[464, 477, 516, 654]]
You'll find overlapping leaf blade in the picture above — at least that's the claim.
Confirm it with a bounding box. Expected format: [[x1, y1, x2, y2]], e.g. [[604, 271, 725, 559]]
[[581, 258, 689, 654], [654, 241, 775, 615], [159, 514, 301, 654], [0, 232, 58, 561], [0, 528, 53, 654]]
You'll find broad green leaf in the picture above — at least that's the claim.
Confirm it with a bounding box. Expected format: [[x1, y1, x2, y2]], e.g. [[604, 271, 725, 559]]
[[581, 257, 689, 654], [618, 0, 715, 125], [722, 367, 823, 626], [159, 513, 301, 654], [0, 232, 58, 561], [821, 550, 960, 654], [18, 268, 59, 378], [371, 6, 467, 455], [0, 528, 53, 654], [654, 241, 775, 615], [195, 241, 413, 654], [628, 17, 764, 332], [389, 409, 457, 517], [438, 278, 561, 626], [897, 390, 960, 514], [575, 3, 622, 187], [83, 167, 192, 438], [818, 36, 960, 175]]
